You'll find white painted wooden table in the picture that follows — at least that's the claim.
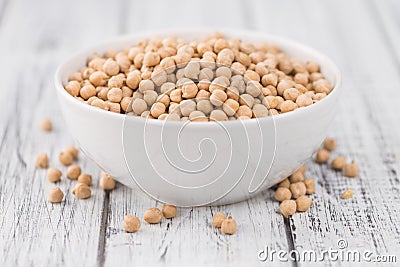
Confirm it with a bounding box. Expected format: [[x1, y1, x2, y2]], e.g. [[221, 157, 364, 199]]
[[1, 0, 400, 266]]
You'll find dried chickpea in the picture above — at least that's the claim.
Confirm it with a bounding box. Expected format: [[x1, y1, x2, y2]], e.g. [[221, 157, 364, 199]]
[[236, 105, 252, 117], [103, 58, 120, 76], [210, 110, 228, 121], [66, 165, 81, 180], [59, 151, 74, 166], [296, 94, 313, 107], [189, 111, 208, 122], [303, 178, 316, 195], [100, 172, 116, 190], [126, 71, 141, 89], [252, 104, 269, 118], [65, 80, 81, 97], [89, 71, 108, 86], [72, 183, 91, 199], [289, 171, 304, 183], [210, 89, 227, 106], [344, 161, 359, 178], [275, 187, 292, 202], [323, 138, 337, 151], [280, 200, 296, 218], [40, 119, 52, 132], [78, 173, 92, 186], [315, 149, 330, 163], [212, 212, 226, 228], [280, 100, 297, 113], [278, 178, 290, 188], [341, 189, 353, 199], [181, 81, 198, 98], [144, 208, 163, 224], [48, 186, 64, 203], [223, 99, 239, 116], [124, 215, 141, 233], [283, 88, 300, 102], [290, 182, 307, 199], [180, 100, 196, 117], [221, 216, 237, 235], [64, 146, 79, 160], [150, 102, 166, 118], [331, 156, 346, 170], [162, 204, 177, 219], [47, 167, 62, 182], [296, 195, 313, 212], [107, 88, 123, 103], [132, 98, 148, 115], [36, 152, 49, 168]]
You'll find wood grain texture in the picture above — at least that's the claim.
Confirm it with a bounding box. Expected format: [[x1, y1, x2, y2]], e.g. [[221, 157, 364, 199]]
[[0, 0, 400, 266]]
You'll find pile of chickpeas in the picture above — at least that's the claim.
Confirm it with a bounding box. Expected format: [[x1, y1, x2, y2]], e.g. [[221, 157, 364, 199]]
[[64, 33, 333, 121]]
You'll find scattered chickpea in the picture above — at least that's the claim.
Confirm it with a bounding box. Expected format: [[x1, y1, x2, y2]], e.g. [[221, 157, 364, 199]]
[[59, 151, 74, 166], [221, 216, 237, 235], [344, 161, 359, 178], [296, 195, 313, 212], [48, 186, 64, 203], [290, 182, 307, 199], [78, 173, 92, 186], [315, 149, 330, 164], [289, 170, 304, 183], [35, 152, 49, 168], [144, 208, 163, 224], [323, 138, 337, 151], [162, 204, 177, 219], [212, 212, 226, 228], [331, 156, 347, 170], [66, 165, 81, 180], [341, 189, 353, 199], [64, 146, 79, 160], [275, 187, 292, 202], [100, 172, 116, 190], [124, 215, 141, 233], [278, 178, 290, 189], [303, 178, 316, 195], [40, 119, 52, 132], [72, 183, 91, 199], [47, 167, 62, 182], [280, 200, 297, 218]]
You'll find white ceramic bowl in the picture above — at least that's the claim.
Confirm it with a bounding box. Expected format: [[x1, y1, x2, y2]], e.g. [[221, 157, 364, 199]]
[[55, 29, 341, 207]]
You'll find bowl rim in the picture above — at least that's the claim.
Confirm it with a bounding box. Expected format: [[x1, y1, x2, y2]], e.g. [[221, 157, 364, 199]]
[[54, 28, 342, 126]]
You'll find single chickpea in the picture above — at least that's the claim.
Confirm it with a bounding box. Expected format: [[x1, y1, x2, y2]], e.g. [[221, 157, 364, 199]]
[[283, 88, 300, 102], [323, 138, 337, 151], [40, 119, 52, 132], [107, 102, 121, 113], [246, 81, 262, 97], [124, 215, 141, 233], [252, 104, 269, 118], [182, 81, 198, 99], [100, 172, 116, 190], [162, 204, 177, 219], [150, 102, 166, 118], [236, 105, 252, 117], [215, 66, 232, 79], [294, 72, 309, 86], [91, 98, 109, 110], [48, 186, 64, 203], [189, 111, 208, 122], [179, 100, 196, 117], [196, 88, 211, 99], [212, 212, 226, 228], [289, 171, 304, 183], [217, 48, 234, 66], [279, 100, 298, 113], [222, 99, 240, 116], [210, 110, 228, 121], [143, 52, 160, 67], [144, 208, 163, 224], [59, 151, 74, 166], [108, 75, 125, 89], [78, 173, 92, 186], [131, 98, 148, 115], [303, 178, 316, 195], [261, 73, 278, 87], [278, 178, 290, 189], [143, 90, 158, 106], [138, 79, 155, 93], [184, 61, 200, 79], [275, 187, 292, 202], [103, 58, 120, 76], [331, 156, 347, 170], [197, 100, 213, 115], [296, 94, 313, 107], [341, 189, 353, 199], [221, 216, 237, 235], [80, 84, 97, 100], [344, 161, 359, 178], [121, 97, 133, 112], [296, 195, 313, 212], [107, 88, 123, 103], [244, 70, 260, 82], [126, 71, 141, 89], [66, 165, 81, 180], [210, 89, 227, 106], [89, 71, 108, 86], [277, 80, 295, 95], [46, 167, 62, 182], [65, 80, 81, 97], [36, 152, 49, 168], [72, 183, 91, 199], [290, 182, 307, 199], [280, 200, 297, 218], [306, 61, 319, 73], [64, 146, 78, 160], [315, 149, 330, 163]]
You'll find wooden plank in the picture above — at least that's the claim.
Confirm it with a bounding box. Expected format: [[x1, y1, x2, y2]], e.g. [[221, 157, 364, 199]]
[[104, 1, 290, 266], [0, 0, 122, 266]]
